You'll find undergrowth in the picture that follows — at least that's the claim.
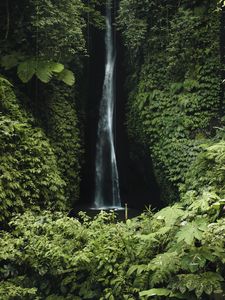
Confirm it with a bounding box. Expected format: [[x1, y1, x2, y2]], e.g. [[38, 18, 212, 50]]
[[0, 135, 225, 299], [0, 201, 224, 299]]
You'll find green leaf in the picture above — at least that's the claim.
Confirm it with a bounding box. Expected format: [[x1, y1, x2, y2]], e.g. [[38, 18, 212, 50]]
[[58, 69, 75, 86], [139, 288, 171, 297], [36, 61, 53, 83], [17, 60, 36, 83], [176, 219, 208, 245], [49, 62, 64, 73], [1, 52, 26, 70], [154, 205, 184, 226]]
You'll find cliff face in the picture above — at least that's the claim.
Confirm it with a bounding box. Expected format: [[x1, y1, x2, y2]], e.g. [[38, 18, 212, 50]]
[[118, 0, 223, 203]]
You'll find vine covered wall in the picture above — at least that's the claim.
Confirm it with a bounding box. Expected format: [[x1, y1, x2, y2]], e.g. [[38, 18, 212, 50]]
[[41, 83, 83, 205], [118, 0, 223, 202], [0, 0, 105, 224], [0, 80, 66, 224]]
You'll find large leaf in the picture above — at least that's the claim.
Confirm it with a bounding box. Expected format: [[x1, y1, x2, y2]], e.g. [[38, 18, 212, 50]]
[[139, 288, 171, 297], [176, 219, 208, 245], [49, 62, 64, 73], [154, 205, 184, 226], [17, 60, 36, 83], [11, 57, 72, 86], [36, 61, 53, 83], [58, 69, 75, 86]]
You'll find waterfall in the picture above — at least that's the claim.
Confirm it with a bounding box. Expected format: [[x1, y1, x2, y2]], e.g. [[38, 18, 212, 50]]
[[94, 0, 121, 208]]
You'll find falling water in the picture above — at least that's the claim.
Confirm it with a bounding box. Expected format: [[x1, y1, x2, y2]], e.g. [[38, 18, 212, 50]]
[[94, 0, 121, 209]]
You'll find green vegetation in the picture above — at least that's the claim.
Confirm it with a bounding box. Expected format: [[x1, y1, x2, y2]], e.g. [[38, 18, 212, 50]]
[[0, 81, 66, 224], [118, 0, 223, 201], [0, 0, 104, 217], [0, 0, 225, 299], [41, 83, 83, 204], [0, 130, 225, 298], [0, 145, 224, 298]]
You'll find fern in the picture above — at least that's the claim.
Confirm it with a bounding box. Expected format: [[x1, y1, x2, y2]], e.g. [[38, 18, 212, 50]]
[[0, 280, 37, 299], [0, 76, 13, 87], [127, 264, 148, 277]]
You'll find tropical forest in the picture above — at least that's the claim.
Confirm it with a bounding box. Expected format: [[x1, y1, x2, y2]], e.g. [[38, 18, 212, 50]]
[[0, 0, 225, 299]]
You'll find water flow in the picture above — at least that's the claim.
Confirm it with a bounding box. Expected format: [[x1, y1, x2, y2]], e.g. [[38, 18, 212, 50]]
[[94, 0, 121, 209]]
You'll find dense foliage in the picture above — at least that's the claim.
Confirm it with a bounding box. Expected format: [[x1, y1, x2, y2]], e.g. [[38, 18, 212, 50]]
[[118, 0, 223, 201], [0, 80, 66, 224], [0, 0, 224, 299], [0, 0, 104, 84], [0, 0, 105, 220], [41, 83, 83, 204], [0, 148, 224, 299], [0, 129, 225, 299]]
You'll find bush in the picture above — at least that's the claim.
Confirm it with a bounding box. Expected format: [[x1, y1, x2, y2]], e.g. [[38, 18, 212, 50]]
[[0, 189, 224, 299]]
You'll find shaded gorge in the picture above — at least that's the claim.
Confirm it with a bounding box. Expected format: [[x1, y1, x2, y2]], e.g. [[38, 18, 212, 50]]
[[79, 0, 162, 212]]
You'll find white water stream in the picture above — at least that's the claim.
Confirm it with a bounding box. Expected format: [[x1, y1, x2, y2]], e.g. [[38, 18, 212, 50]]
[[94, 0, 121, 209]]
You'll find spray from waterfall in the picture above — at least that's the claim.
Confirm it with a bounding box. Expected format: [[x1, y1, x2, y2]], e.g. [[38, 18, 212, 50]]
[[94, 0, 121, 209]]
